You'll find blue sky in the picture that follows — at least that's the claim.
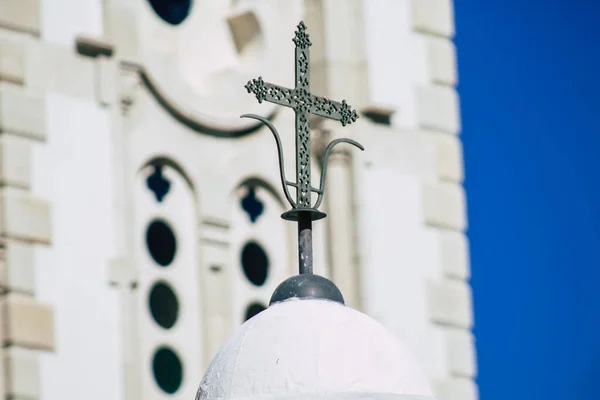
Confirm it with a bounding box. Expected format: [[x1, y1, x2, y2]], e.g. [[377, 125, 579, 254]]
[[455, 0, 600, 398]]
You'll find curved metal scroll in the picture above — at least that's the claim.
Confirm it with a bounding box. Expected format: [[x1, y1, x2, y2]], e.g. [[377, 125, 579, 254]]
[[313, 138, 364, 209], [241, 114, 297, 208], [241, 114, 364, 213]]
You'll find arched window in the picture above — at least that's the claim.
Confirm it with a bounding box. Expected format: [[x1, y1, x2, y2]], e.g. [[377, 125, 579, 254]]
[[133, 161, 203, 397], [231, 183, 293, 324]]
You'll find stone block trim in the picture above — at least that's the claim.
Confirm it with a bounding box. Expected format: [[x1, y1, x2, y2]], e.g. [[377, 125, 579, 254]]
[[427, 279, 473, 328], [430, 131, 464, 183], [0, 134, 32, 189], [1, 293, 55, 350], [433, 377, 479, 400], [426, 36, 458, 87], [0, 7, 56, 400], [0, 82, 45, 141], [0, 34, 27, 85], [443, 327, 477, 378], [1, 34, 104, 102], [414, 85, 461, 134], [410, 0, 455, 38], [0, 188, 52, 245], [411, 0, 477, 396], [4, 346, 41, 399], [0, 239, 36, 295], [26, 42, 96, 101], [421, 182, 467, 232], [0, 0, 41, 36], [437, 230, 470, 281]]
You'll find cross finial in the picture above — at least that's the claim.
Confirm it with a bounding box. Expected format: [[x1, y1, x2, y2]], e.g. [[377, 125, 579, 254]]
[[293, 21, 312, 49], [241, 21, 363, 279]]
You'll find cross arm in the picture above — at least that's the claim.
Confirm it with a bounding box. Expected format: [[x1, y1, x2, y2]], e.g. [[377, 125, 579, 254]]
[[245, 77, 295, 108], [310, 96, 359, 126]]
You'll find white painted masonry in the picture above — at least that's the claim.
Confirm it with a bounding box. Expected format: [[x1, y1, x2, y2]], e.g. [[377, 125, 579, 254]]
[[198, 299, 434, 400], [0, 0, 476, 399]]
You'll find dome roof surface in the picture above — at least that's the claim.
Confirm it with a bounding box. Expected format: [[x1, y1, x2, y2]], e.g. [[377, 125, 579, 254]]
[[196, 299, 434, 400]]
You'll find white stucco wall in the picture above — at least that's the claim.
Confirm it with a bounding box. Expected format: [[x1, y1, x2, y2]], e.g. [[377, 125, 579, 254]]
[[28, 4, 122, 399], [32, 94, 122, 400], [358, 162, 446, 380], [364, 0, 428, 128], [361, 0, 439, 379], [40, 0, 104, 46]]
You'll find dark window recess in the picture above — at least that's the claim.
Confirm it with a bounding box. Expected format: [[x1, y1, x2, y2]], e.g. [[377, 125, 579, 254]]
[[149, 281, 179, 329], [361, 105, 396, 126], [146, 219, 177, 267], [241, 241, 269, 286], [241, 187, 264, 223], [210, 264, 223, 273], [152, 346, 183, 394], [147, 0, 193, 26], [146, 165, 171, 203], [244, 302, 266, 322]]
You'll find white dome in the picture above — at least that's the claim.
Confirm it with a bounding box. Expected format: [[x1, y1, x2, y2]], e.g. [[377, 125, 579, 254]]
[[196, 299, 434, 400]]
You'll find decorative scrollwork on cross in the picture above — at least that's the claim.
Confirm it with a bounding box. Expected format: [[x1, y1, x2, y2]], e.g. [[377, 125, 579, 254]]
[[292, 21, 312, 49], [244, 77, 268, 103], [242, 21, 363, 222], [339, 100, 360, 126]]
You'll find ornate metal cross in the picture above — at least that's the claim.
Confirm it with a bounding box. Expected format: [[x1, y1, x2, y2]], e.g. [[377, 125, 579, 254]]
[[242, 21, 363, 279]]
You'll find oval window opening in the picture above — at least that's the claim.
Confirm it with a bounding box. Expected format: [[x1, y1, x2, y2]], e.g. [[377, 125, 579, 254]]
[[146, 219, 177, 267], [149, 281, 179, 329], [152, 346, 183, 394], [147, 0, 192, 26], [241, 241, 269, 286]]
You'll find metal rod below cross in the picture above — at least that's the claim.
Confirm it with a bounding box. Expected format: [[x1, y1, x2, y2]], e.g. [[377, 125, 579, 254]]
[[298, 212, 313, 274]]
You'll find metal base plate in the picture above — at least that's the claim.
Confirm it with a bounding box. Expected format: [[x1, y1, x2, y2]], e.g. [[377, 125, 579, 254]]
[[270, 274, 345, 305], [281, 208, 327, 221]]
